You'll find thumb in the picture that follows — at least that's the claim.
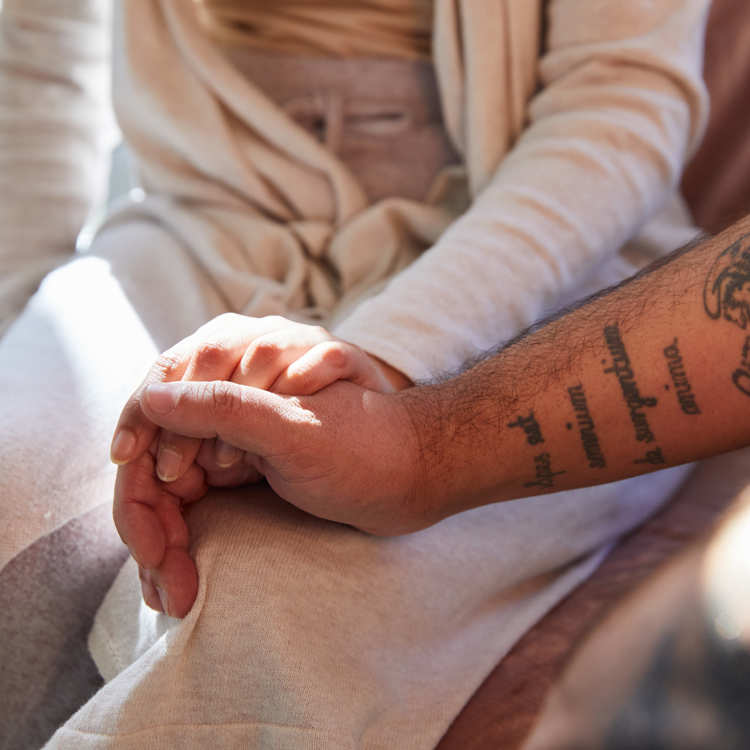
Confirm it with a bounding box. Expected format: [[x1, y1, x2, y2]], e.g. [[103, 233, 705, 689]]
[[141, 380, 292, 456]]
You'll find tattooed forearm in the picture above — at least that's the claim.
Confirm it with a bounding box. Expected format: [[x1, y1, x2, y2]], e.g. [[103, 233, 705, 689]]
[[424, 216, 750, 513], [567, 384, 607, 469], [523, 452, 566, 490], [603, 324, 659, 443], [662, 339, 701, 415], [507, 411, 544, 446]]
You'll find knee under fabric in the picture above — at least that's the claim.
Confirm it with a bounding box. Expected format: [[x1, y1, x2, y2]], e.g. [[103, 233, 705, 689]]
[[58, 468, 690, 748]]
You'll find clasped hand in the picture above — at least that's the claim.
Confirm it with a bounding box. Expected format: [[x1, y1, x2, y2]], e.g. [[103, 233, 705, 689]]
[[110, 314, 427, 618]]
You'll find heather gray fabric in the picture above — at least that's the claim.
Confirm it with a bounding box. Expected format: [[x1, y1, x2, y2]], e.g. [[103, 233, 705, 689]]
[[0, 505, 127, 750]]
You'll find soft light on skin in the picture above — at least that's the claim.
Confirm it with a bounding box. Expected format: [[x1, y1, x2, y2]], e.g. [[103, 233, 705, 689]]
[[701, 488, 750, 645]]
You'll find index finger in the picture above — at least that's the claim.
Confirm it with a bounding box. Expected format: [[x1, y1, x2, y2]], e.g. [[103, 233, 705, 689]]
[[110, 314, 294, 464]]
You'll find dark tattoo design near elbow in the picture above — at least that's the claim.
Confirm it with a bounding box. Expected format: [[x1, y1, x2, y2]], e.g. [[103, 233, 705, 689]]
[[703, 235, 750, 398], [704, 233, 750, 328], [602, 324, 658, 443], [662, 339, 701, 415], [733, 336, 750, 397], [567, 384, 607, 468]]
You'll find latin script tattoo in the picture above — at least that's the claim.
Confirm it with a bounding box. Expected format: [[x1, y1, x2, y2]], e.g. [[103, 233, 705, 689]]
[[567, 384, 607, 469], [507, 411, 544, 445], [662, 339, 701, 415], [603, 323, 665, 466], [603, 324, 658, 443], [524, 452, 566, 490], [508, 411, 566, 489]]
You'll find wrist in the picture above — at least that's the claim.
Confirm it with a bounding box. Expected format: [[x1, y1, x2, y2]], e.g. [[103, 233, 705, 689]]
[[396, 380, 481, 526], [394, 384, 443, 527], [398, 370, 522, 523]]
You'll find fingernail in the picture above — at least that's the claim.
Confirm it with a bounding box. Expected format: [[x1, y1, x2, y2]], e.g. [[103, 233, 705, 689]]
[[110, 428, 136, 464], [155, 585, 169, 617], [215, 439, 241, 468], [157, 447, 182, 482], [145, 383, 178, 415]]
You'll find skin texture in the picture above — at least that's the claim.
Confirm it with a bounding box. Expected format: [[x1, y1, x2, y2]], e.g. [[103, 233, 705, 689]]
[[115, 215, 750, 617]]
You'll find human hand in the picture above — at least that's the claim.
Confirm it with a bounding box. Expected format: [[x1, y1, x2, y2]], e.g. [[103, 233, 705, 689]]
[[110, 313, 413, 616], [112, 443, 208, 618], [110, 313, 411, 483], [115, 380, 429, 617]]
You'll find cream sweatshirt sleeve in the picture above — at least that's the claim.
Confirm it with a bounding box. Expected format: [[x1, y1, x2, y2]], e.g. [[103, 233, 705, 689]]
[[334, 0, 710, 382], [0, 0, 116, 334]]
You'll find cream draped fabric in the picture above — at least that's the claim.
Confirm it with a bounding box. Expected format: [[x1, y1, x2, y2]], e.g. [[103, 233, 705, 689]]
[[106, 0, 709, 383], [110, 0, 451, 325], [1, 0, 710, 381]]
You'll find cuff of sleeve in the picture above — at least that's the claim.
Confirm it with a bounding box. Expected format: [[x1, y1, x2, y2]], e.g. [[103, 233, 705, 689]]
[[334, 307, 451, 384]]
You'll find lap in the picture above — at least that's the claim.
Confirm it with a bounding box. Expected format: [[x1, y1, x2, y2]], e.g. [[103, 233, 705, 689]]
[[52, 467, 689, 748]]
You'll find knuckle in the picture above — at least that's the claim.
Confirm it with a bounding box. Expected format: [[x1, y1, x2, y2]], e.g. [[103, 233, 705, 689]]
[[243, 337, 282, 370], [159, 430, 186, 453], [321, 342, 350, 371], [206, 381, 241, 417], [193, 341, 230, 370], [153, 352, 182, 381]]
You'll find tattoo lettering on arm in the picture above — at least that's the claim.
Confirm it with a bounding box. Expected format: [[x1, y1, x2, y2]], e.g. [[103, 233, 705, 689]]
[[733, 336, 750, 397], [602, 324, 667, 466], [662, 339, 701, 415], [703, 234, 750, 398], [507, 411, 544, 445], [506, 412, 566, 489], [602, 324, 659, 443], [567, 384, 607, 468], [523, 452, 566, 490]]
